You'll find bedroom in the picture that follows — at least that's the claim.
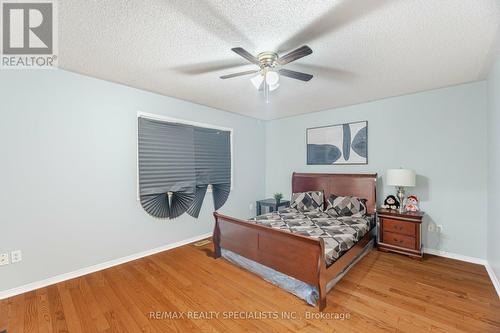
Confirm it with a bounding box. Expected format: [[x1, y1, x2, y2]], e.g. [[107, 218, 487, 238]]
[[0, 0, 499, 332]]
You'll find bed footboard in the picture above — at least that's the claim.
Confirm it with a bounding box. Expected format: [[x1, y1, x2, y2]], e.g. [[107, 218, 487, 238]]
[[213, 212, 327, 309]]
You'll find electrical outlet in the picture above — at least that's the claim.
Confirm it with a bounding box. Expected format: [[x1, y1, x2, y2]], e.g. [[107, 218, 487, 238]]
[[11, 250, 22, 263], [436, 225, 443, 233], [428, 224, 435, 232], [0, 253, 9, 266]]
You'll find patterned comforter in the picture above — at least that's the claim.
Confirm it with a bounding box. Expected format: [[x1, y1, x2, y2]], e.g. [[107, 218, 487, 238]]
[[249, 208, 374, 266]]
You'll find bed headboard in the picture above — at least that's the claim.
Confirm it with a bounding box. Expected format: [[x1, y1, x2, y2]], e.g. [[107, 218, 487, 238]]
[[292, 172, 378, 215]]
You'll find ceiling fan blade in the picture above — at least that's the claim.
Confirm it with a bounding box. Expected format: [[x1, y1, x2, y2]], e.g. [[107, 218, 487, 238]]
[[291, 63, 356, 81], [173, 60, 249, 75], [231, 47, 259, 65], [220, 69, 259, 79], [278, 46, 313, 65], [278, 69, 313, 82]]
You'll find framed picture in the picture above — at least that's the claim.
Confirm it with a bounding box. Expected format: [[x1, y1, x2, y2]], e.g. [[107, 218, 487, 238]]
[[306, 121, 368, 165]]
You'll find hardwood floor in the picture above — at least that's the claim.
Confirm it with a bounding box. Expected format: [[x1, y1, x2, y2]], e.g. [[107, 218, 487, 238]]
[[1, 240, 499, 333]]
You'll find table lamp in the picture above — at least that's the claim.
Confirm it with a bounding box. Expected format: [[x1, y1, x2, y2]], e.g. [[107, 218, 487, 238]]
[[386, 169, 416, 213]]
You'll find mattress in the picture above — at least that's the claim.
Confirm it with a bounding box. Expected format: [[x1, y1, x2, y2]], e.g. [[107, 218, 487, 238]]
[[249, 208, 374, 266]]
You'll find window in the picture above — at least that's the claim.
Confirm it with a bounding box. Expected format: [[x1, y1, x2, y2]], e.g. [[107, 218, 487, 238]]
[[137, 112, 233, 219]]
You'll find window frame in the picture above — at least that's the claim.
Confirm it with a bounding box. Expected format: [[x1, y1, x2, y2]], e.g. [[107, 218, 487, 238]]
[[136, 111, 234, 201]]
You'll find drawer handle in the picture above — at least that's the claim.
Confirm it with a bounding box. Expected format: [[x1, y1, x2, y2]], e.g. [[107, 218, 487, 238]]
[[393, 238, 403, 243]]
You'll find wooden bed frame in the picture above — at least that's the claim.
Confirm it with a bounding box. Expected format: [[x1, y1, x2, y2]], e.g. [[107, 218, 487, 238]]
[[213, 172, 377, 311]]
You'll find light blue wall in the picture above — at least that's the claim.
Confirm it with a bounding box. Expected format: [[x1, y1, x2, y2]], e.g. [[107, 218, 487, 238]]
[[265, 82, 488, 259], [487, 54, 500, 280], [0, 70, 265, 292]]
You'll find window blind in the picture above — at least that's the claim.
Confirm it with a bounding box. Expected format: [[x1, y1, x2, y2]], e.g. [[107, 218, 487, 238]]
[[138, 117, 231, 219], [187, 127, 231, 217]]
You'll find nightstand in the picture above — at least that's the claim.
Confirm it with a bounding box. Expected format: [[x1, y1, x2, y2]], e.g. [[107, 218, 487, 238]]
[[256, 199, 290, 216], [377, 208, 425, 259]]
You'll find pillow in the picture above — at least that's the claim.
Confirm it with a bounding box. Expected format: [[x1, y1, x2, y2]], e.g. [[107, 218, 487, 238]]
[[290, 191, 324, 211], [326, 195, 367, 217]]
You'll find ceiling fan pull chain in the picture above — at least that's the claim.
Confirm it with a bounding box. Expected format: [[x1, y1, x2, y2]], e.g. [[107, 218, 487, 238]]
[[264, 71, 270, 104]]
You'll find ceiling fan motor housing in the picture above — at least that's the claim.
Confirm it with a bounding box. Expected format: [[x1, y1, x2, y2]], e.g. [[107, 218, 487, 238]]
[[257, 52, 279, 70]]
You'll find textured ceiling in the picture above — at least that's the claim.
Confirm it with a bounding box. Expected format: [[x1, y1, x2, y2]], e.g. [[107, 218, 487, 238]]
[[59, 0, 500, 120]]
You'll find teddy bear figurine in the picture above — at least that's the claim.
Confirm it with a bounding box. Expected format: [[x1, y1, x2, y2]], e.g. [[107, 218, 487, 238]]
[[404, 195, 420, 212], [381, 195, 400, 210]]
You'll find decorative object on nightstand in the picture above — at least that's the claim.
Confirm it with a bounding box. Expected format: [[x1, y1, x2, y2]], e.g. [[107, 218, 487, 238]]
[[256, 198, 290, 216], [386, 168, 416, 213], [273, 192, 283, 206], [377, 208, 424, 259], [404, 195, 420, 212], [381, 195, 400, 210]]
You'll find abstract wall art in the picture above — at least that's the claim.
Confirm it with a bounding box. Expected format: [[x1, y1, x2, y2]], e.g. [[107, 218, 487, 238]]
[[307, 121, 368, 165]]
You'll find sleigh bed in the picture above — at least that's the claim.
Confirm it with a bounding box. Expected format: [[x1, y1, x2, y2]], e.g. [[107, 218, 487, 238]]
[[213, 172, 377, 311]]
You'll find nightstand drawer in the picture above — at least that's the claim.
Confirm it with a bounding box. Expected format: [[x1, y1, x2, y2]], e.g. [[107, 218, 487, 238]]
[[382, 218, 415, 236], [382, 231, 415, 249]]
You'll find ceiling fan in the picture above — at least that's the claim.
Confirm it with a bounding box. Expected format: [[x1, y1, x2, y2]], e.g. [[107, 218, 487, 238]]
[[220, 46, 313, 103]]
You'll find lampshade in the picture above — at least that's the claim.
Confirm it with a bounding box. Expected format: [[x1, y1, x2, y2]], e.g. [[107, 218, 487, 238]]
[[386, 169, 416, 187]]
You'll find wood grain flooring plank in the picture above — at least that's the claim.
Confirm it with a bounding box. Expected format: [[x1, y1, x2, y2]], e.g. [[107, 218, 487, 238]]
[[56, 283, 83, 333], [9, 292, 25, 333], [0, 299, 10, 332], [23, 291, 39, 333], [46, 285, 69, 333], [100, 269, 155, 333]]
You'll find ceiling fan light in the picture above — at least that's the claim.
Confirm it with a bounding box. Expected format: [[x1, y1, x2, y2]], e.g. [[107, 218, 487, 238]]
[[269, 83, 279, 92], [265, 71, 280, 86], [250, 74, 263, 89]]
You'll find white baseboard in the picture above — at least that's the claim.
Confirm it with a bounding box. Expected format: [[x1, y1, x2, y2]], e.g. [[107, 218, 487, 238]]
[[0, 232, 212, 300], [485, 263, 500, 299], [423, 247, 499, 299], [423, 247, 487, 265]]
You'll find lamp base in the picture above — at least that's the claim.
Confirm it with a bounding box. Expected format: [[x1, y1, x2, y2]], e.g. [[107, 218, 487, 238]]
[[397, 187, 406, 213]]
